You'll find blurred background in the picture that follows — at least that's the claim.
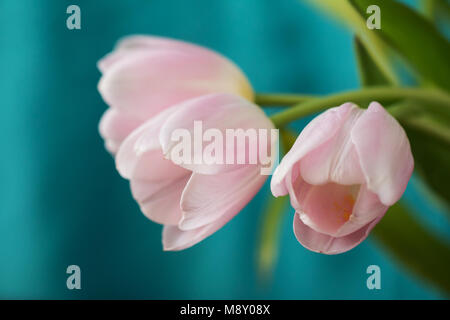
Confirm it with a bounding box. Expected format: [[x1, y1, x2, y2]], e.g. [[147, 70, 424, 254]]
[[0, 0, 449, 299]]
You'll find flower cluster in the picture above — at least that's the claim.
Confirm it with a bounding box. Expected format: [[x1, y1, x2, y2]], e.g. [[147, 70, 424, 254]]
[[98, 35, 413, 254]]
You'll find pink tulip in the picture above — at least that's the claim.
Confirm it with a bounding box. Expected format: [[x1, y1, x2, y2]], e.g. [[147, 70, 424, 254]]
[[271, 102, 414, 254], [97, 35, 254, 154], [116, 93, 275, 251]]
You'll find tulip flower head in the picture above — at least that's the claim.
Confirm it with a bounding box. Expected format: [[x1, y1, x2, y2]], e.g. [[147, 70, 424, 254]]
[[97, 35, 277, 251], [98, 35, 254, 154], [116, 93, 276, 250], [271, 102, 414, 254]]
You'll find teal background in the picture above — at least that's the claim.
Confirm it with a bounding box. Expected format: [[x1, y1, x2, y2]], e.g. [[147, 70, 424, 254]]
[[0, 0, 448, 299]]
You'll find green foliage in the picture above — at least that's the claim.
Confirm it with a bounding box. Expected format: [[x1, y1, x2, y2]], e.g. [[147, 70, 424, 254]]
[[350, 0, 450, 91], [354, 37, 392, 87], [267, 2, 450, 295], [372, 202, 450, 295], [354, 34, 450, 206], [403, 117, 450, 205], [352, 0, 450, 295], [422, 0, 450, 21], [304, 0, 399, 84], [257, 195, 289, 279], [257, 129, 297, 279]]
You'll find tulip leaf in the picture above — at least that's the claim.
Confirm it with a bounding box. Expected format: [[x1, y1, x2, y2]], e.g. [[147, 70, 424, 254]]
[[354, 37, 392, 87], [350, 0, 450, 91], [402, 116, 450, 206], [422, 0, 450, 21], [387, 100, 450, 207], [303, 0, 399, 84], [371, 202, 450, 295], [280, 128, 298, 153], [421, 0, 437, 19]]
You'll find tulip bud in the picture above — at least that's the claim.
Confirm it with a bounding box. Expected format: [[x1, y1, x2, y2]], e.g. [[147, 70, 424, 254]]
[[271, 102, 414, 254]]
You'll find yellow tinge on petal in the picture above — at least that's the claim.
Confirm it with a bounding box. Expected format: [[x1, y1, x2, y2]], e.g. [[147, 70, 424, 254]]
[[333, 193, 355, 223], [235, 74, 254, 102]]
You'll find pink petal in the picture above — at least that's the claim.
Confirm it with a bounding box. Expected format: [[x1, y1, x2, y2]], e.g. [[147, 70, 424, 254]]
[[163, 166, 267, 250], [98, 109, 144, 154], [296, 182, 360, 236], [98, 35, 211, 73], [98, 50, 130, 74], [162, 224, 221, 252], [115, 107, 189, 181], [287, 178, 388, 238], [159, 93, 275, 174], [162, 212, 233, 252], [179, 166, 266, 230], [271, 103, 355, 198], [334, 184, 388, 237], [104, 140, 121, 154], [130, 175, 190, 225], [98, 49, 253, 119], [352, 102, 414, 205], [293, 211, 382, 255], [299, 106, 365, 186], [115, 35, 207, 53]]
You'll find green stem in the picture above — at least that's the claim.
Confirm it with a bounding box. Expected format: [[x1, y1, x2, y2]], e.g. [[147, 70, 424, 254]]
[[255, 93, 316, 106], [267, 87, 450, 127], [257, 195, 288, 280]]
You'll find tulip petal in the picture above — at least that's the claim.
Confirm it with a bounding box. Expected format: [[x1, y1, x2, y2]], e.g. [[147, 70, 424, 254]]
[[130, 175, 190, 225], [271, 103, 356, 198], [116, 107, 189, 181], [179, 166, 266, 230], [352, 102, 414, 205], [293, 211, 382, 255], [159, 93, 275, 175], [162, 224, 214, 251], [98, 109, 144, 154], [98, 35, 206, 73], [162, 207, 237, 251], [98, 50, 130, 74], [334, 184, 388, 237], [104, 140, 121, 155], [286, 177, 388, 238], [296, 182, 360, 236], [299, 106, 365, 186], [163, 166, 267, 251], [98, 49, 253, 119], [115, 35, 206, 53]]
